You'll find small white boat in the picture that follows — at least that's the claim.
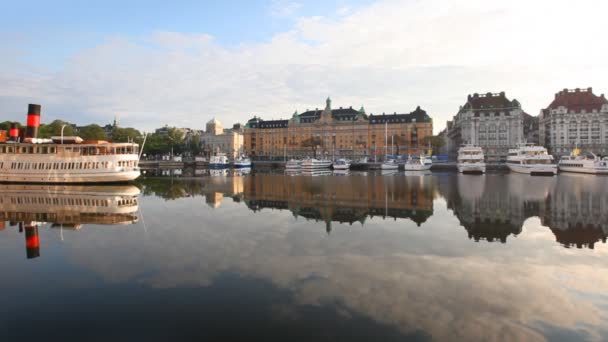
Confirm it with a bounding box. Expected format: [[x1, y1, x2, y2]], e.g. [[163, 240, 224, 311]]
[[285, 159, 302, 170], [301, 158, 332, 170], [507, 143, 557, 175], [234, 156, 252, 168], [403, 154, 432, 171], [381, 159, 399, 170], [558, 151, 608, 174], [457, 144, 486, 174], [332, 158, 351, 170], [209, 153, 229, 169]]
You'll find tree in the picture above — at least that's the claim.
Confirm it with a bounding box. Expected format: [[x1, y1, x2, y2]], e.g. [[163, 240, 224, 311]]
[[112, 127, 142, 143], [0, 121, 23, 131], [37, 120, 76, 138], [79, 124, 107, 140], [420, 135, 445, 154], [301, 137, 323, 157]]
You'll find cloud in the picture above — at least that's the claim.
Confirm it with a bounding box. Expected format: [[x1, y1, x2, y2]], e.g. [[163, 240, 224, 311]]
[[269, 0, 302, 18], [0, 0, 607, 133]]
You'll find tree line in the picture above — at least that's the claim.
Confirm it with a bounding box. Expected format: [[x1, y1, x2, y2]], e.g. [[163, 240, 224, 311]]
[[0, 120, 199, 156]]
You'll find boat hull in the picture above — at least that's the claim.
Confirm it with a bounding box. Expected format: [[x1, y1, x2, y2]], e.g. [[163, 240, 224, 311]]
[[558, 166, 608, 174], [233, 163, 251, 168], [332, 164, 350, 170], [0, 170, 141, 184], [507, 163, 557, 175], [381, 163, 398, 170], [209, 163, 229, 169], [301, 161, 332, 170], [403, 164, 432, 171], [457, 162, 486, 174]]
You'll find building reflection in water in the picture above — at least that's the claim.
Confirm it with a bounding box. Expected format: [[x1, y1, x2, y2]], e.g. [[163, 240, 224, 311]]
[[442, 173, 608, 248], [0, 184, 140, 259]]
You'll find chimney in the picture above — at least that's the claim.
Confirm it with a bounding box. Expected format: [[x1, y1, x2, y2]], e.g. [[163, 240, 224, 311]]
[[8, 123, 19, 141], [467, 94, 472, 100], [25, 104, 41, 139], [587, 87, 592, 92], [23, 223, 40, 259], [499, 91, 505, 97]]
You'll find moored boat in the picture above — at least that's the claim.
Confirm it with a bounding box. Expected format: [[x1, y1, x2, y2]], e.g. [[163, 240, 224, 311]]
[[457, 144, 486, 174], [332, 158, 351, 170], [403, 154, 432, 171], [209, 153, 229, 169], [285, 159, 302, 170], [234, 156, 252, 168], [301, 158, 332, 170], [506, 143, 557, 175], [558, 150, 608, 174], [381, 158, 398, 170]]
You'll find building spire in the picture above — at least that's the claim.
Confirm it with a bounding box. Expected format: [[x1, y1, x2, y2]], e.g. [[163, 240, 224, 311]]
[[325, 96, 331, 110]]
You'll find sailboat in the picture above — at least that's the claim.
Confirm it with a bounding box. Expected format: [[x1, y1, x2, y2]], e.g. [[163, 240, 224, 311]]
[[381, 122, 398, 170]]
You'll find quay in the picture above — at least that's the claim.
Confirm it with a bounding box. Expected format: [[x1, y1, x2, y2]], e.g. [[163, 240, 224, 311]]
[[139, 160, 509, 171]]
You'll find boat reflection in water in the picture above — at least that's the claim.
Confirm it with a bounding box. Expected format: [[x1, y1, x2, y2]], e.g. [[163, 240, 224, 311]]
[[442, 173, 608, 248], [0, 184, 140, 258]]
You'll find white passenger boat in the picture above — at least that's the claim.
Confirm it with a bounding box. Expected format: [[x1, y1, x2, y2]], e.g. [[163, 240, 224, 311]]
[[285, 159, 302, 170], [234, 156, 252, 168], [558, 150, 608, 174], [506, 143, 557, 175], [381, 159, 399, 170], [457, 144, 486, 174], [301, 158, 332, 170], [403, 154, 433, 171], [332, 158, 351, 170], [209, 153, 229, 169]]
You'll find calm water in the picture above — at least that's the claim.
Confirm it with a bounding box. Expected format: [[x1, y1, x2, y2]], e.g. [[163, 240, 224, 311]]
[[1, 170, 607, 341]]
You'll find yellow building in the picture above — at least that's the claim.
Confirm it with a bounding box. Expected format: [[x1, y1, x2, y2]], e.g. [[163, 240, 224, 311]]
[[244, 98, 433, 159]]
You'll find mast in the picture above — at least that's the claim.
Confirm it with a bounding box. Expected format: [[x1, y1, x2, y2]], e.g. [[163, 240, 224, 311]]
[[385, 121, 388, 156]]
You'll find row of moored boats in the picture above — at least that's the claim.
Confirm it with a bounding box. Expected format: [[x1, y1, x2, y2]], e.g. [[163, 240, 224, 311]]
[[457, 143, 608, 175], [285, 154, 434, 171]]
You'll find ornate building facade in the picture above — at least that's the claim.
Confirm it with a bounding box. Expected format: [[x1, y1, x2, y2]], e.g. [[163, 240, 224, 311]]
[[539, 87, 608, 157], [445, 92, 526, 161], [244, 98, 433, 159]]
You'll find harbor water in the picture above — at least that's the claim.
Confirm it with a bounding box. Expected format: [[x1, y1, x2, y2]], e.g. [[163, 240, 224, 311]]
[[1, 170, 607, 341]]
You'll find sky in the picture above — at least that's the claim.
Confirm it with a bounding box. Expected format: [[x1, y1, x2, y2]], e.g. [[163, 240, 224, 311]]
[[1, 0, 607, 134]]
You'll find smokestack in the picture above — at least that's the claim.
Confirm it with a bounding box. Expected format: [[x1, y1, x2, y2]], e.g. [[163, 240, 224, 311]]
[[25, 104, 41, 139], [8, 123, 19, 141], [24, 223, 40, 259]]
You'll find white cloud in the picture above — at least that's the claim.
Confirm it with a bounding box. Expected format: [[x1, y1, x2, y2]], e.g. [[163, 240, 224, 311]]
[[1, 0, 607, 133], [269, 0, 302, 18]]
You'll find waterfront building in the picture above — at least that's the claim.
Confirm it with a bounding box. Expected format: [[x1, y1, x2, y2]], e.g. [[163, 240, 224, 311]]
[[445, 92, 527, 162], [243, 97, 433, 159], [539, 87, 608, 157], [199, 118, 244, 158]]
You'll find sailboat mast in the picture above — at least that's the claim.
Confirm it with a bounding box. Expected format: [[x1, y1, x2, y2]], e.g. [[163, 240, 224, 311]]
[[385, 121, 388, 156]]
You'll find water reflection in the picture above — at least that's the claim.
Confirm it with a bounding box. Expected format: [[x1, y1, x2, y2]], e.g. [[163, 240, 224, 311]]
[[0, 184, 139, 258], [441, 173, 608, 248], [140, 170, 608, 249]]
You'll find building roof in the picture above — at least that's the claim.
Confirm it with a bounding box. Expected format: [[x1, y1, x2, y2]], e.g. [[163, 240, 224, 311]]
[[298, 106, 363, 123], [247, 118, 289, 129], [368, 106, 432, 124], [462, 92, 520, 112], [543, 87, 607, 114]]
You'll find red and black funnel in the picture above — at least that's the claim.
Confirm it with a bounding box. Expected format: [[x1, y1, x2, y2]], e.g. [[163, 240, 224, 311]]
[[8, 123, 19, 141], [25, 104, 41, 139], [24, 223, 40, 259]]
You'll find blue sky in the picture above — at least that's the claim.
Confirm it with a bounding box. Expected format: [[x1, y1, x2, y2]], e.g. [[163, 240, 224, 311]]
[[2, 0, 371, 69], [1, 0, 607, 133]]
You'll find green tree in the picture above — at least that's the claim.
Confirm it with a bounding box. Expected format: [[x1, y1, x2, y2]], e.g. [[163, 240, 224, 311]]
[[112, 127, 142, 143], [0, 121, 23, 131], [79, 124, 107, 140], [420, 135, 445, 154], [38, 120, 76, 138]]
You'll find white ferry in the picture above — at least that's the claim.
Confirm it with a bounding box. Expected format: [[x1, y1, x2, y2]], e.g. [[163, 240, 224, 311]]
[[457, 144, 486, 174], [558, 149, 608, 174], [0, 138, 140, 183], [332, 158, 351, 170], [285, 159, 302, 170], [0, 104, 140, 184], [234, 156, 252, 168], [209, 153, 229, 169], [506, 143, 557, 175], [381, 158, 398, 170], [301, 158, 332, 170], [403, 154, 433, 171]]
